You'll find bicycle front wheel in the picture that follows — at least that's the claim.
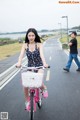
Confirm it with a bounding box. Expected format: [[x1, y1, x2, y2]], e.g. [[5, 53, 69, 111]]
[[37, 89, 42, 109], [30, 92, 34, 120], [37, 97, 42, 109]]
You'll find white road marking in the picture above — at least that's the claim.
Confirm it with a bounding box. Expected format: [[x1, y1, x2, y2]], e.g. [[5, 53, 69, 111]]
[[46, 70, 50, 81], [0, 70, 20, 90], [0, 60, 27, 91], [49, 56, 52, 61], [57, 38, 62, 49]]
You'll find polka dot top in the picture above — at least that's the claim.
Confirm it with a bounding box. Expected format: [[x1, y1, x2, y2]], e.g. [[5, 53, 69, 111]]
[[26, 43, 43, 67]]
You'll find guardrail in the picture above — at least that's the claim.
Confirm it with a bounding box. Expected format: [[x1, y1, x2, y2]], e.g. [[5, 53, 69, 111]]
[[0, 57, 27, 88]]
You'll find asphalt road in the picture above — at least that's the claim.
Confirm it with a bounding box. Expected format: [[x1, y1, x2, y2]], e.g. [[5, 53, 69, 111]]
[[0, 37, 80, 120], [0, 53, 20, 74]]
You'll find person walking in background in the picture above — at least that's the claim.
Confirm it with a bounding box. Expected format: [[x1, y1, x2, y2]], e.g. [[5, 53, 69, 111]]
[[63, 31, 80, 72]]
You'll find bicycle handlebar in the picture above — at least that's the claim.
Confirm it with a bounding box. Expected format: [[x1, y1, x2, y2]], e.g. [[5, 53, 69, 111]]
[[22, 66, 50, 70], [47, 66, 50, 68], [16, 65, 50, 70]]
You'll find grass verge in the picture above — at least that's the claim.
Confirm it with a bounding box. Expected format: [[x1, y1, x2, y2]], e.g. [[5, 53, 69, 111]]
[[0, 42, 22, 60]]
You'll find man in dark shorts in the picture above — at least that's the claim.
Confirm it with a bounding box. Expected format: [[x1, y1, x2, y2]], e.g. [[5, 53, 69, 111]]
[[63, 31, 80, 72]]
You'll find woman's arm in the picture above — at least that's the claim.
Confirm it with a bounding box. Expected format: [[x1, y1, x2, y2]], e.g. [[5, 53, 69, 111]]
[[16, 43, 26, 67], [39, 43, 48, 67]]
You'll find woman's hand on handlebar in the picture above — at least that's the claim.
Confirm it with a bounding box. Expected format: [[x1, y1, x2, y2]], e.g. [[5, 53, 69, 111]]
[[16, 62, 21, 68], [43, 63, 50, 68]]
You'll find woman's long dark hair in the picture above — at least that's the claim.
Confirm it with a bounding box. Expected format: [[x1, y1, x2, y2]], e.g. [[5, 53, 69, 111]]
[[25, 28, 41, 43]]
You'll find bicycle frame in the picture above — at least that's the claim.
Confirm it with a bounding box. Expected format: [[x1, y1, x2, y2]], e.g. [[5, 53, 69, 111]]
[[20, 65, 50, 120]]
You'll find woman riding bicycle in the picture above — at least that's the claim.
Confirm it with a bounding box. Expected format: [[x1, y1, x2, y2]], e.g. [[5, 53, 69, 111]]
[[16, 28, 48, 110]]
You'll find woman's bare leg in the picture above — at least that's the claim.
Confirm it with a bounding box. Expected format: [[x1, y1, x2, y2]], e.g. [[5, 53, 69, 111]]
[[38, 69, 48, 98], [23, 87, 29, 101], [38, 69, 47, 89]]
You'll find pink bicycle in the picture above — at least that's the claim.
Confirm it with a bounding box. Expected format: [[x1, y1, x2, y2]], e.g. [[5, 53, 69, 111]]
[[21, 66, 50, 120]]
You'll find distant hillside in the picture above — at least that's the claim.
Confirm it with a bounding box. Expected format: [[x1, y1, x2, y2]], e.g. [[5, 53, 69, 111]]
[[0, 30, 51, 35], [0, 31, 26, 35], [40, 29, 49, 32], [71, 25, 80, 30]]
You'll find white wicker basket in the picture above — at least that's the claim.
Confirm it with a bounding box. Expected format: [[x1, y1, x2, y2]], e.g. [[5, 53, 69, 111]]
[[21, 71, 43, 88]]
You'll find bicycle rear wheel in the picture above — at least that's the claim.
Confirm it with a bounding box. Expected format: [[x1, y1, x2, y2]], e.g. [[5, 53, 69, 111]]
[[30, 92, 34, 120]]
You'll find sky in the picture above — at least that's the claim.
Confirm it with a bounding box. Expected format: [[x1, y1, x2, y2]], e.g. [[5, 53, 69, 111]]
[[0, 0, 80, 32]]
